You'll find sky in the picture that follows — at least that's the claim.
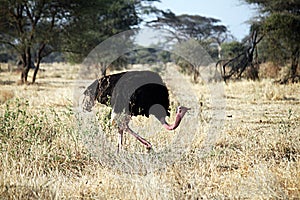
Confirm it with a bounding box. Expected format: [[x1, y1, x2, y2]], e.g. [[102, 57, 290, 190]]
[[152, 0, 257, 41]]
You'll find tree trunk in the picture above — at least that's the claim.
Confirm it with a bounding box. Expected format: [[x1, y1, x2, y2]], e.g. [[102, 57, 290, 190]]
[[20, 47, 32, 84], [247, 64, 259, 81], [249, 46, 260, 81], [32, 60, 40, 83], [280, 48, 299, 84], [290, 48, 299, 82], [32, 44, 46, 83], [217, 44, 222, 60], [21, 66, 30, 83]]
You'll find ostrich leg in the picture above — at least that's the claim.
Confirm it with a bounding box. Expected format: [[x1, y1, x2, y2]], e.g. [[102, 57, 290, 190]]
[[125, 125, 152, 150], [117, 128, 124, 152], [116, 115, 152, 151]]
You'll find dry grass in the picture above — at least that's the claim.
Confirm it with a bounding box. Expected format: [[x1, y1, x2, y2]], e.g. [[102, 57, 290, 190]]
[[0, 90, 14, 104], [259, 62, 281, 79], [0, 63, 299, 199]]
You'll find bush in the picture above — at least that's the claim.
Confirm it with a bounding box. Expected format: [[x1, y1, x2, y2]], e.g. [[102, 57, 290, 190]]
[[0, 98, 90, 176]]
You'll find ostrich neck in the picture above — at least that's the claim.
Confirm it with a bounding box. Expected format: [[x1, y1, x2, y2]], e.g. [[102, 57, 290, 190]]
[[161, 113, 182, 131]]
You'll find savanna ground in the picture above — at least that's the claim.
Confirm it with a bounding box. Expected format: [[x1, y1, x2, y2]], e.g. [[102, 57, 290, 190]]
[[0, 62, 299, 199]]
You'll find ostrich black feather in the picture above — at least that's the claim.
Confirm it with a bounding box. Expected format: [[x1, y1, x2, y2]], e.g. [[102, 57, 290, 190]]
[[82, 71, 170, 120]]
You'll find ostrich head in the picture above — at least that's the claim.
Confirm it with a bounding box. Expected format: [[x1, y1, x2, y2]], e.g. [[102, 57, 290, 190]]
[[173, 106, 190, 128], [161, 106, 191, 130], [176, 106, 190, 118]]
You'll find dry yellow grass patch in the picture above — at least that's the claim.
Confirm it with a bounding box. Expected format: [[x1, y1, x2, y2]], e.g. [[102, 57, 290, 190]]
[[0, 63, 299, 199], [0, 90, 14, 104]]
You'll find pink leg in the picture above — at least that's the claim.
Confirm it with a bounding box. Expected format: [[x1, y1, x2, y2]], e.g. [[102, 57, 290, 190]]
[[125, 125, 152, 150]]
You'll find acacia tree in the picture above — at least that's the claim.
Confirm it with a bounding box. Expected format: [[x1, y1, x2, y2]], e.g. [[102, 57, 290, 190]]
[[244, 0, 300, 83], [217, 29, 263, 81], [147, 10, 229, 81], [148, 11, 228, 45], [0, 0, 159, 83], [0, 0, 78, 83], [67, 0, 160, 77]]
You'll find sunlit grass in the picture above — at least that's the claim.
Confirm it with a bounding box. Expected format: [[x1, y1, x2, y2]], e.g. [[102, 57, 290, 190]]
[[0, 63, 299, 199]]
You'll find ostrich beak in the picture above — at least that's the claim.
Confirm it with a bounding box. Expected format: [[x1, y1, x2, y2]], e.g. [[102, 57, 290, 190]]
[[181, 106, 191, 111], [176, 106, 191, 114], [183, 107, 191, 114]]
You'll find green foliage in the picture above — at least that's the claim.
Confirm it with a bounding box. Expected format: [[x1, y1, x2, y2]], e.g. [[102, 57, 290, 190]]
[[244, 0, 300, 81], [0, 0, 160, 82], [259, 12, 300, 64], [149, 11, 228, 42], [148, 10, 230, 78], [126, 46, 171, 65], [221, 41, 245, 59], [172, 39, 216, 82], [64, 0, 140, 63], [0, 98, 89, 174], [96, 107, 112, 133]]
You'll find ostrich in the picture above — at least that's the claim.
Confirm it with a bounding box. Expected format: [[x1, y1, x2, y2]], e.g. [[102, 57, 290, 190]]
[[81, 70, 190, 151]]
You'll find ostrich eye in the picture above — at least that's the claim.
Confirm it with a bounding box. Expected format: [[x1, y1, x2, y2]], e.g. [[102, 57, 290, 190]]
[[177, 106, 182, 113]]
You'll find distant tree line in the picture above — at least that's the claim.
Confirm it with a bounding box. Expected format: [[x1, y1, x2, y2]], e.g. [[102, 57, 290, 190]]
[[1, 0, 298, 84]]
